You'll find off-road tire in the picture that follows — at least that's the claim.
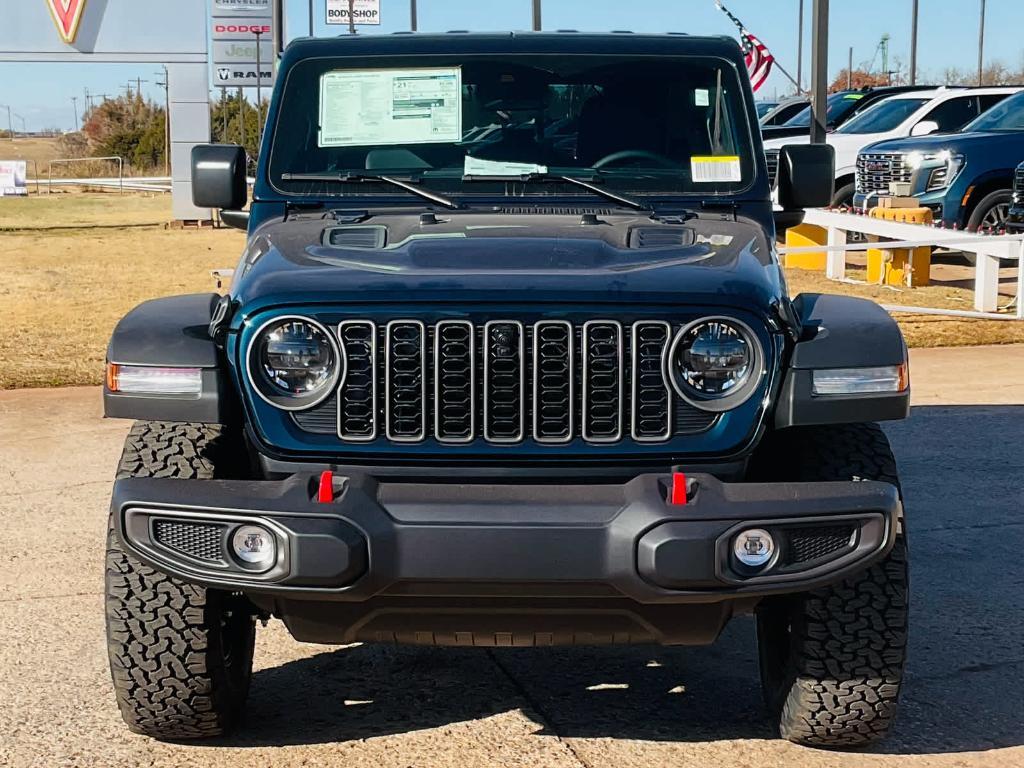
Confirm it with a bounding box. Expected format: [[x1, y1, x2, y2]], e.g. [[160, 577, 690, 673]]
[[105, 421, 256, 740], [754, 423, 909, 749]]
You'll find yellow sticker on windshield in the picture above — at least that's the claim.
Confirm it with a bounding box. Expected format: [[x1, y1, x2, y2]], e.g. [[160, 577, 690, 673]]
[[691, 156, 742, 183]]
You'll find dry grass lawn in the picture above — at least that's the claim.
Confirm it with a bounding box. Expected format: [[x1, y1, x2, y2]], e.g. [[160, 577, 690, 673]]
[[0, 193, 1021, 389], [0, 137, 63, 172], [0, 194, 243, 388]]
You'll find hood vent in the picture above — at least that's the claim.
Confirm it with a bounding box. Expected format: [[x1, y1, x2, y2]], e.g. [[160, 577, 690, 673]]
[[324, 226, 388, 249], [496, 206, 613, 216], [628, 226, 695, 249]]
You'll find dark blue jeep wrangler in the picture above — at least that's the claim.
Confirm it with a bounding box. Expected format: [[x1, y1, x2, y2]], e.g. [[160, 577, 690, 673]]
[[102, 32, 909, 748], [854, 90, 1024, 230]]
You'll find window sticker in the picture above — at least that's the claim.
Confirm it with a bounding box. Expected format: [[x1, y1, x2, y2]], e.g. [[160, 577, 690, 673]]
[[464, 157, 548, 177], [694, 89, 710, 107], [319, 67, 462, 147], [691, 155, 742, 183]]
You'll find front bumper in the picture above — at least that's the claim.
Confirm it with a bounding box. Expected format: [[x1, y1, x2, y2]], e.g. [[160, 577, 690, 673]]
[[112, 472, 899, 644]]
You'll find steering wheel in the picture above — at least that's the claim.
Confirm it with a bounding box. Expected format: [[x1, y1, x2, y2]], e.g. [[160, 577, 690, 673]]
[[592, 150, 678, 169]]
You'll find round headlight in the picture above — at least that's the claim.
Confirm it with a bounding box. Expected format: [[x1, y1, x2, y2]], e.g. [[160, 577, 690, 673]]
[[665, 318, 764, 412], [248, 316, 343, 410]]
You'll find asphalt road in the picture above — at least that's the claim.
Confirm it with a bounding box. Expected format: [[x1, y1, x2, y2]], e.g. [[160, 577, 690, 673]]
[[1, 346, 1022, 768]]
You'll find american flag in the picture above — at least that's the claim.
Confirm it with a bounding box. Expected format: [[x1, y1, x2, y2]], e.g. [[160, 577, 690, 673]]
[[715, 1, 776, 92]]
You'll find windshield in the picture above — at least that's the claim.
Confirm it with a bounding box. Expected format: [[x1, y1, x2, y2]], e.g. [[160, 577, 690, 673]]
[[782, 91, 864, 127], [836, 97, 929, 134], [756, 102, 777, 119], [268, 55, 757, 200], [964, 91, 1024, 132]]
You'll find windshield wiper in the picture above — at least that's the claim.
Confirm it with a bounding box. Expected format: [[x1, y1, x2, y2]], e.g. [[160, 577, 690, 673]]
[[463, 171, 652, 213], [279, 171, 461, 210]]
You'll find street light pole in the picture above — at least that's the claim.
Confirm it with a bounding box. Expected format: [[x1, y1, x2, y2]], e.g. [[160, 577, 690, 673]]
[[155, 67, 170, 177], [977, 0, 986, 85], [809, 0, 829, 145], [254, 30, 264, 149], [348, 0, 356, 34], [411, 0, 418, 31], [909, 0, 919, 85], [532, 0, 541, 31], [2, 105, 13, 141], [71, 96, 79, 130], [796, 0, 804, 93]]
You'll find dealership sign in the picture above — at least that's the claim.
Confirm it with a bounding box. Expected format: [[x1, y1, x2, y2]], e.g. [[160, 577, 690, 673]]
[[210, 0, 275, 88], [326, 0, 381, 25], [45, 0, 88, 44], [0, 161, 28, 197]]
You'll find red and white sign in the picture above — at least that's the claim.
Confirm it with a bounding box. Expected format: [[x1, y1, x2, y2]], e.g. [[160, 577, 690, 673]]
[[213, 18, 273, 39], [0, 161, 28, 197], [45, 0, 88, 44]]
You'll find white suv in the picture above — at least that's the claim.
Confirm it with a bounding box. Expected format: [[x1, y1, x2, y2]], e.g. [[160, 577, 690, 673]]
[[763, 87, 1020, 206]]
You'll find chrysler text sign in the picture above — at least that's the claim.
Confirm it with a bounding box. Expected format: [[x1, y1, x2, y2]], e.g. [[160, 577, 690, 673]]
[[326, 0, 381, 25]]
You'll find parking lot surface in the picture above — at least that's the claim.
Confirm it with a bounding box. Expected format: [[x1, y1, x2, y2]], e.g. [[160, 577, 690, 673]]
[[1, 346, 1022, 768]]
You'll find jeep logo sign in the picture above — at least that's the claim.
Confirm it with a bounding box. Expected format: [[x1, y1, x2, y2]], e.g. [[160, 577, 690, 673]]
[[325, 0, 381, 26]]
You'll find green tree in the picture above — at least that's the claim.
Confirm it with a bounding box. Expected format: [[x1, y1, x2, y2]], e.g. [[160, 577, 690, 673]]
[[211, 90, 268, 167]]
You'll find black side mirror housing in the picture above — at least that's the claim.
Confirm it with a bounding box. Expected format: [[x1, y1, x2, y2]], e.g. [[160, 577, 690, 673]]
[[191, 144, 247, 211], [777, 143, 835, 211]]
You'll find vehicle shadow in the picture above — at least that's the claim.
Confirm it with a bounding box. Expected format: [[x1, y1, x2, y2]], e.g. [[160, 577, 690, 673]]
[[211, 405, 1024, 755]]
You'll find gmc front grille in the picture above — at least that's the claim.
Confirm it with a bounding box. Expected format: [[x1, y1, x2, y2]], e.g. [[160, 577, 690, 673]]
[[294, 319, 718, 446], [856, 152, 913, 195]]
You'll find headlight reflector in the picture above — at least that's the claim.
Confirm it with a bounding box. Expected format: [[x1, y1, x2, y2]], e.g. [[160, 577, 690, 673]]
[[248, 316, 343, 410], [665, 318, 764, 412]]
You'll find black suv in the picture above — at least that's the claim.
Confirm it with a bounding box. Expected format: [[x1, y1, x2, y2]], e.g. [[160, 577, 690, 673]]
[[103, 32, 910, 749]]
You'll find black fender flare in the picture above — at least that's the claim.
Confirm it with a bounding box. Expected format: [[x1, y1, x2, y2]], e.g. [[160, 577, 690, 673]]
[[104, 294, 233, 424], [774, 294, 910, 429]]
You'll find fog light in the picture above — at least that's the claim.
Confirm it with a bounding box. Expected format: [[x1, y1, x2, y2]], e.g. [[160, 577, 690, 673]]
[[733, 528, 775, 568], [231, 525, 276, 569]]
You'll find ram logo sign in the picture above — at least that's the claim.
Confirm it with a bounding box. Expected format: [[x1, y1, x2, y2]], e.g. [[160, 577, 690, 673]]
[[45, 0, 88, 44]]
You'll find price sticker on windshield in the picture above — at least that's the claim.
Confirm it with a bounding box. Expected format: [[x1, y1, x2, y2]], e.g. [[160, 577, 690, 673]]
[[691, 156, 742, 183]]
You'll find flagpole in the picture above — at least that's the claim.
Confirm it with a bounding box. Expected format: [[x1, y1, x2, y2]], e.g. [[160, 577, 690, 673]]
[[715, 0, 803, 93]]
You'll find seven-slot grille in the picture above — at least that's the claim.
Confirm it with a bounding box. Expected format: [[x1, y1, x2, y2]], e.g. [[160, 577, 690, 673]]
[[856, 152, 913, 194], [299, 319, 720, 446], [1014, 165, 1024, 199]]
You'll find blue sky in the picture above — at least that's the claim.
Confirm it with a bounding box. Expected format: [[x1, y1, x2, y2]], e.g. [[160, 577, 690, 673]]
[[2, 0, 1022, 131]]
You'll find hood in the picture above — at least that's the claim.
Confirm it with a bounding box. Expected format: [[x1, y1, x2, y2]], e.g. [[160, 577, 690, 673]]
[[862, 130, 1024, 154], [229, 210, 783, 317]]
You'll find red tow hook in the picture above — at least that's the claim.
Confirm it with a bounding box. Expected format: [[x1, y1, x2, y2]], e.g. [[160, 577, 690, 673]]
[[670, 472, 689, 506], [317, 470, 335, 503]]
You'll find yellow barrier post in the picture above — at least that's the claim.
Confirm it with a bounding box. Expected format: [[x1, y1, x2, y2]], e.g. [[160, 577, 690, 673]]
[[784, 223, 829, 270], [866, 207, 933, 287]]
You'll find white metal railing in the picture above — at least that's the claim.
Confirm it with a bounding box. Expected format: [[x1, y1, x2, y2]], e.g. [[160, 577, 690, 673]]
[[777, 209, 1024, 320]]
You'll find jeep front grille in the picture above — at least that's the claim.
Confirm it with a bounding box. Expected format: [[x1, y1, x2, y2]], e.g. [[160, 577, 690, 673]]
[[291, 318, 718, 446], [856, 152, 913, 195], [1014, 165, 1024, 196]]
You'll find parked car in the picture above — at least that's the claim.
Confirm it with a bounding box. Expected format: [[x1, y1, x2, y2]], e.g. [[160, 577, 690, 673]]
[[102, 31, 911, 749], [761, 85, 950, 143], [765, 86, 1020, 207], [855, 90, 1024, 231], [1008, 160, 1024, 232], [758, 96, 808, 126]]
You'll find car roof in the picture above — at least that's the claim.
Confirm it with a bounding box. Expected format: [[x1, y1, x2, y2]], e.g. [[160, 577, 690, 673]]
[[283, 30, 744, 60]]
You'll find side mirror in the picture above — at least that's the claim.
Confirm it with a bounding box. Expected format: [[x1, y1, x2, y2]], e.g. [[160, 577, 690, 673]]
[[911, 120, 939, 137], [777, 143, 835, 211], [191, 144, 247, 211]]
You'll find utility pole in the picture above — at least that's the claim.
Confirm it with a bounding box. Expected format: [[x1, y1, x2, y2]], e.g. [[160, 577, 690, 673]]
[[14, 114, 26, 136], [1, 105, 13, 141], [71, 96, 79, 130], [848, 47, 853, 89], [348, 0, 356, 34], [308, 0, 315, 36], [155, 67, 170, 177], [909, 0, 919, 85], [796, 0, 804, 93], [978, 0, 986, 85], [134, 78, 149, 100], [411, 0, 418, 31], [809, 0, 829, 144], [532, 0, 542, 31], [272, 0, 283, 57]]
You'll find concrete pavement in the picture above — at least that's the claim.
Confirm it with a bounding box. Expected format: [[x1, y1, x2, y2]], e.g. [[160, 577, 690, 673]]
[[1, 346, 1022, 768]]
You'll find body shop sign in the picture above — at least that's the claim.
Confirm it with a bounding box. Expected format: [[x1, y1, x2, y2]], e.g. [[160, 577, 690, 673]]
[[326, 0, 381, 25]]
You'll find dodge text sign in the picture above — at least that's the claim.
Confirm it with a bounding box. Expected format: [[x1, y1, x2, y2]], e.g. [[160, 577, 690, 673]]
[[326, 0, 381, 25]]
